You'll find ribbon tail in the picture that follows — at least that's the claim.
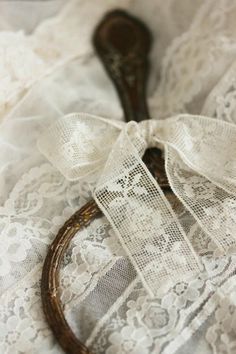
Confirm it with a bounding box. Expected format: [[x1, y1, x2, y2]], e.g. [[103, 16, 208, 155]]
[[153, 114, 236, 256], [94, 123, 202, 297], [166, 146, 236, 254]]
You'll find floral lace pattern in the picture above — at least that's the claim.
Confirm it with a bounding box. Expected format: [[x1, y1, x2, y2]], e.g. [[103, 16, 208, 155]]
[[60, 218, 125, 307], [2, 0, 236, 353], [202, 60, 236, 124], [205, 277, 236, 354], [37, 106, 236, 354], [0, 267, 62, 354], [0, 161, 127, 353], [0, 163, 85, 294], [88, 254, 236, 354]]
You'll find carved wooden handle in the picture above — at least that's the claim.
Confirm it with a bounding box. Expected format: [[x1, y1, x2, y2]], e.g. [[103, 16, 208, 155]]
[[93, 9, 151, 122]]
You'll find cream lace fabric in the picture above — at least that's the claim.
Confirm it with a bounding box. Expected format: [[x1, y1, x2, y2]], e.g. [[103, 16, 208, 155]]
[[1, 1, 236, 353]]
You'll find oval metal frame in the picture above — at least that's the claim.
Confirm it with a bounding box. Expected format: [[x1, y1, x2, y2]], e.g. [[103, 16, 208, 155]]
[[41, 200, 101, 354]]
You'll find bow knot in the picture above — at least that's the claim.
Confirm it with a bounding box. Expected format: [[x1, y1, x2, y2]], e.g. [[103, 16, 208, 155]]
[[38, 113, 236, 297], [136, 120, 159, 148]]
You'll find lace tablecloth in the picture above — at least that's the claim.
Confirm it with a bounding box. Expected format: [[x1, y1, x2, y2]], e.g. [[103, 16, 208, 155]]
[[1, 1, 236, 353]]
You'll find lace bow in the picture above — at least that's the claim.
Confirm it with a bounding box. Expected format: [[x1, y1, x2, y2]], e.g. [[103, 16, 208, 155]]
[[38, 113, 236, 297]]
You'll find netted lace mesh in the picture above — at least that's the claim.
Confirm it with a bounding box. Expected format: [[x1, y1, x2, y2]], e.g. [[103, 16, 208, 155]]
[[94, 123, 201, 297], [166, 147, 236, 253]]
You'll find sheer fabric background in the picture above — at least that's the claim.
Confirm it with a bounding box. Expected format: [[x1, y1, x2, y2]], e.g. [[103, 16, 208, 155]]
[[1, 1, 236, 353]]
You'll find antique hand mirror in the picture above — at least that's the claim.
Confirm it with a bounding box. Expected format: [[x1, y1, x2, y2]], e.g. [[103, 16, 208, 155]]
[[41, 10, 178, 354]]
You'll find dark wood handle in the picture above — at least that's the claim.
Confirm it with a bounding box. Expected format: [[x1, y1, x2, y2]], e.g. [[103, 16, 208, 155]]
[[93, 9, 151, 122]]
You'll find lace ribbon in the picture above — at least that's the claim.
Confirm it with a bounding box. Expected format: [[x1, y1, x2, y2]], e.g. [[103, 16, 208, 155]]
[[38, 113, 236, 297]]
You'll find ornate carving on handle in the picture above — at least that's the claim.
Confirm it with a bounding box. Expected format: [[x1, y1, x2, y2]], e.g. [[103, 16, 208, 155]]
[[93, 10, 151, 123]]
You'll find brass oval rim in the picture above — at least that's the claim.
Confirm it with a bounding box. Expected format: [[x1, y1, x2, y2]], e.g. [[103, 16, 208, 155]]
[[41, 199, 101, 354]]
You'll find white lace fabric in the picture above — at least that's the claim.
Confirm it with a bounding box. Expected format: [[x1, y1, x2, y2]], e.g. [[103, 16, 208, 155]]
[[38, 112, 236, 298], [0, 0, 131, 121], [1, 1, 236, 353]]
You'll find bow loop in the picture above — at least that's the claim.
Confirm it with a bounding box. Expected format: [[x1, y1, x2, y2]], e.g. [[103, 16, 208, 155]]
[[38, 113, 123, 181]]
